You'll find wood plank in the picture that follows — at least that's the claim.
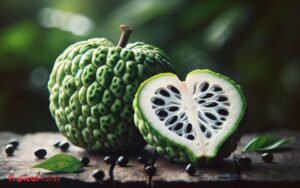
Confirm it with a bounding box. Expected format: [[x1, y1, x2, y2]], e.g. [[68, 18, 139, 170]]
[[234, 131, 300, 182], [0, 130, 299, 188], [152, 155, 238, 188], [0, 132, 110, 185]]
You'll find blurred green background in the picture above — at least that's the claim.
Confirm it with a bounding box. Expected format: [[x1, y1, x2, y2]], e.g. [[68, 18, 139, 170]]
[[0, 0, 299, 133]]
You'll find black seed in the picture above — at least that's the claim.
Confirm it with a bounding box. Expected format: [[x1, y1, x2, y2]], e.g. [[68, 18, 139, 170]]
[[145, 165, 156, 176], [186, 123, 192, 133], [200, 82, 209, 92], [156, 110, 168, 117], [168, 85, 180, 94], [185, 163, 196, 176], [168, 106, 179, 112], [198, 100, 206, 104], [187, 135, 195, 140], [218, 109, 229, 116], [117, 155, 129, 167], [167, 116, 178, 125], [205, 112, 217, 120], [217, 96, 228, 102], [201, 93, 213, 99], [200, 124, 206, 132], [53, 141, 61, 148], [81, 156, 90, 166], [5, 144, 14, 156], [137, 156, 149, 164], [34, 149, 47, 159], [262, 153, 273, 163], [216, 122, 222, 126], [104, 156, 116, 165], [59, 141, 70, 151], [159, 89, 170, 97], [174, 123, 183, 130], [238, 157, 252, 167], [206, 132, 212, 138], [221, 117, 226, 121], [204, 102, 218, 107], [8, 138, 19, 149], [151, 98, 165, 105], [92, 169, 105, 180], [212, 85, 222, 92]]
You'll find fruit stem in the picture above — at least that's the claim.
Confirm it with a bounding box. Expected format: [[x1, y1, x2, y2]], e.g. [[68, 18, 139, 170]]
[[117, 24, 133, 48]]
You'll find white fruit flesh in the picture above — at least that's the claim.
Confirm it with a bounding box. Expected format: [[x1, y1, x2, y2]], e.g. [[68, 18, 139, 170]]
[[137, 70, 244, 158]]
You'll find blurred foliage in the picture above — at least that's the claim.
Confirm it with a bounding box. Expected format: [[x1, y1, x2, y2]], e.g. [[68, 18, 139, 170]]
[[0, 0, 299, 133]]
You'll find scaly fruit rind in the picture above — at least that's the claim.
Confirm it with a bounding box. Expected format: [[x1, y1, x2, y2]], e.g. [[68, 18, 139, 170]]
[[48, 38, 174, 152]]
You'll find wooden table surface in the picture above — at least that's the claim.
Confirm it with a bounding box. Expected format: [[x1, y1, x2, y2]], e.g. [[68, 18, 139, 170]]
[[0, 130, 299, 188]]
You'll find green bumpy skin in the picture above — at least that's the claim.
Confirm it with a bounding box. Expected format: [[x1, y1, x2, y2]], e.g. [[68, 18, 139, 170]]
[[48, 38, 174, 152], [133, 70, 246, 164]]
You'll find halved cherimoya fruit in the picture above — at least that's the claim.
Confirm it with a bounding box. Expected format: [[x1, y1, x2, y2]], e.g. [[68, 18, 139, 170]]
[[133, 69, 246, 164]]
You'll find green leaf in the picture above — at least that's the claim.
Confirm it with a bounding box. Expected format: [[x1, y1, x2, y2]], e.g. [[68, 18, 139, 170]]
[[242, 135, 295, 153], [32, 153, 84, 173]]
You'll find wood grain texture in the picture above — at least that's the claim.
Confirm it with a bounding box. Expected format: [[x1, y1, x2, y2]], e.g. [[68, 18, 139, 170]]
[[0, 131, 299, 188]]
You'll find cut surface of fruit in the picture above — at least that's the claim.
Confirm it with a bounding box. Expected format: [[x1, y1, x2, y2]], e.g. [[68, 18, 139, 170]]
[[133, 69, 246, 163]]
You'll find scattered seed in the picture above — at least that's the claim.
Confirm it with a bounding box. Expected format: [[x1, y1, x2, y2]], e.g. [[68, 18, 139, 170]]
[[80, 156, 90, 166], [145, 165, 156, 176], [137, 156, 149, 164], [238, 157, 252, 167], [117, 155, 129, 167], [8, 138, 19, 149], [92, 169, 105, 180], [53, 141, 61, 148], [58, 141, 70, 151], [262, 153, 273, 163], [34, 149, 47, 159], [104, 156, 116, 165], [5, 144, 15, 156], [185, 163, 196, 176]]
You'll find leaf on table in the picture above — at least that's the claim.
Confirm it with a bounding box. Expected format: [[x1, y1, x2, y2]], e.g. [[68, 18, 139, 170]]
[[32, 153, 84, 173], [242, 135, 295, 153]]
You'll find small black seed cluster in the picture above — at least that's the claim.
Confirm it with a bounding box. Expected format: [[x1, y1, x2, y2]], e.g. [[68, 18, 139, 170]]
[[81, 156, 90, 166], [185, 163, 196, 176], [58, 141, 70, 151], [104, 155, 130, 167], [4, 138, 19, 156], [104, 156, 117, 165], [262, 153, 273, 163], [238, 157, 252, 167], [117, 155, 129, 167], [5, 144, 15, 156], [137, 156, 149, 164], [145, 165, 156, 176], [34, 149, 47, 159], [137, 154, 157, 176], [9, 138, 19, 148], [93, 169, 105, 181]]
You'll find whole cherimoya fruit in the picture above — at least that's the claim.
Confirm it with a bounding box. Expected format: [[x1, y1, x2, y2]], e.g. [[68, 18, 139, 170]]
[[133, 70, 246, 164], [48, 25, 174, 152]]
